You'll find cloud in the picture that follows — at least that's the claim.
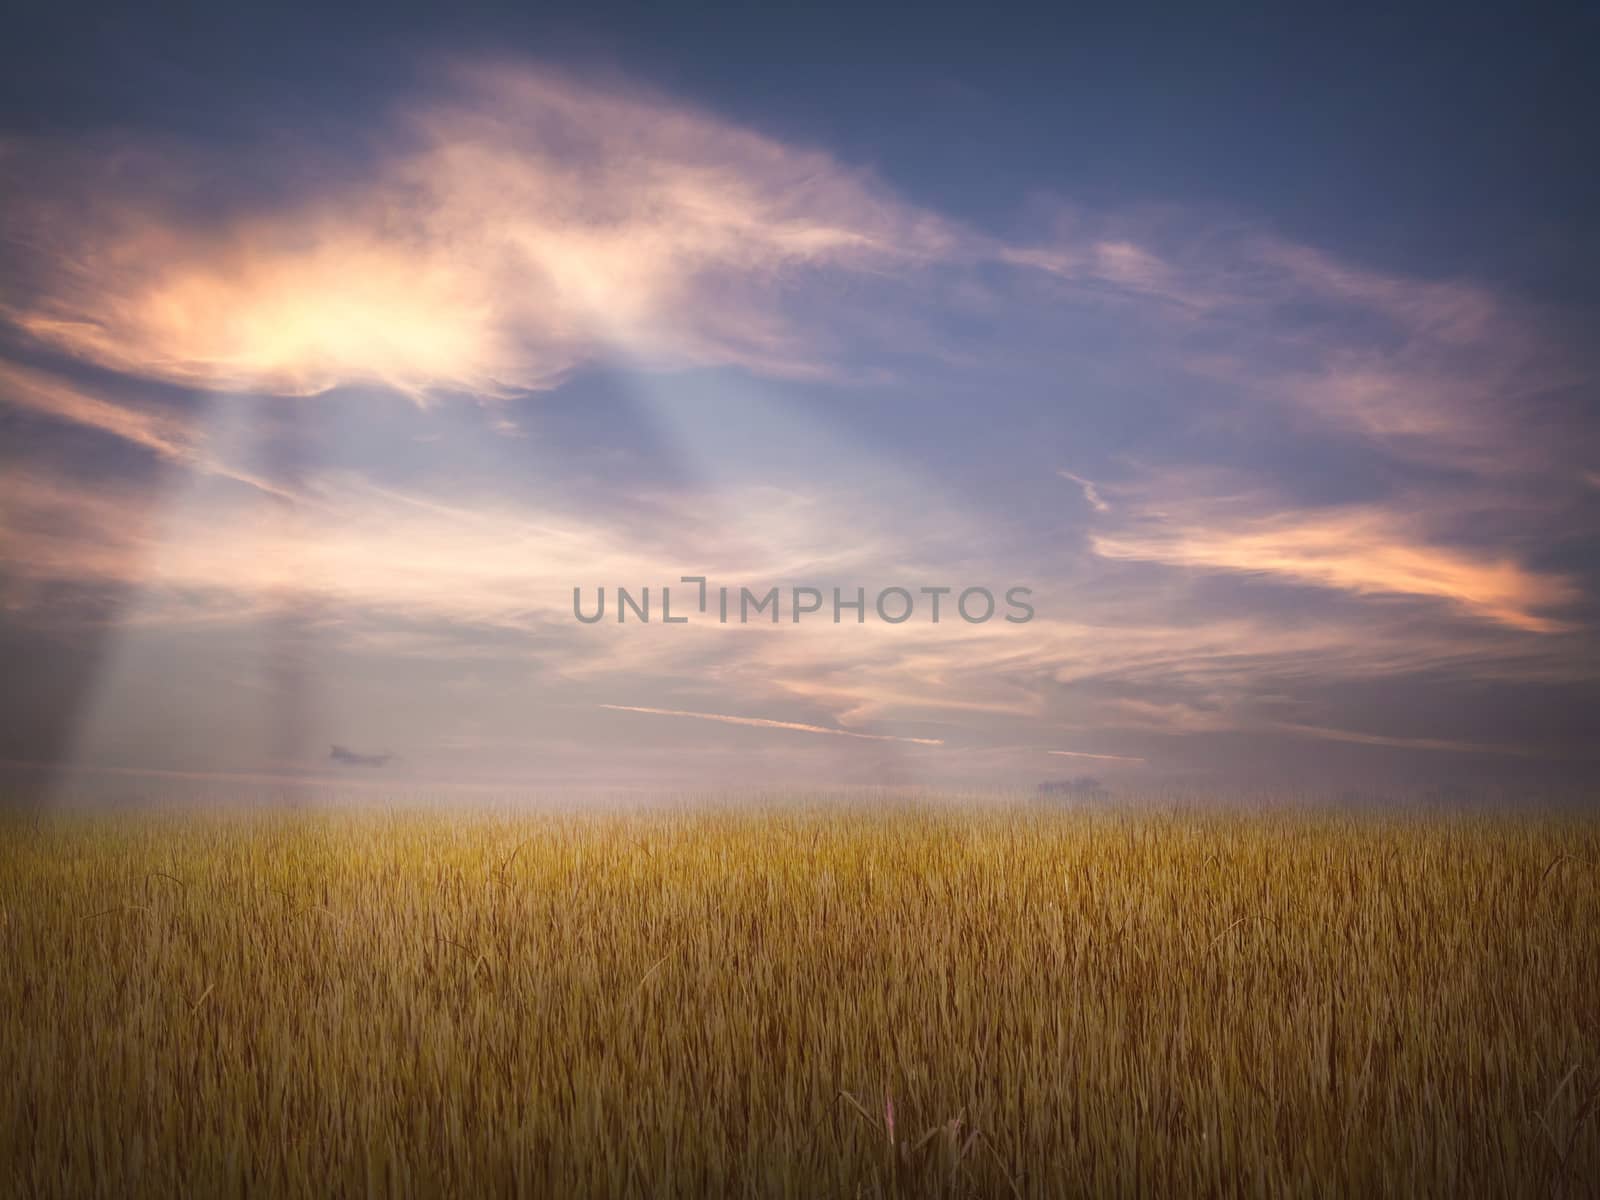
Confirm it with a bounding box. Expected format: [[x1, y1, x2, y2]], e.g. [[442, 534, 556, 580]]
[[597, 703, 944, 745], [1250, 239, 1498, 345], [0, 361, 193, 460], [1058, 469, 1111, 513], [1047, 748, 1145, 763], [0, 469, 161, 604], [0, 361, 299, 501], [1090, 498, 1577, 633], [1014, 215, 1591, 483], [1269, 722, 1551, 758], [1, 64, 957, 399]]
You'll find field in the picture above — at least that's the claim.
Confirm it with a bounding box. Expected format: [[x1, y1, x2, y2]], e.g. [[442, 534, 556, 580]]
[[2, 800, 1598, 1197]]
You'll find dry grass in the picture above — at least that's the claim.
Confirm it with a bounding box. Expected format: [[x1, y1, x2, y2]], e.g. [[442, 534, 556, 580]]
[[2, 801, 1598, 1197]]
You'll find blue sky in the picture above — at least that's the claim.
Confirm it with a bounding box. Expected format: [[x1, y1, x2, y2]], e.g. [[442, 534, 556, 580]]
[[2, 3, 1597, 794]]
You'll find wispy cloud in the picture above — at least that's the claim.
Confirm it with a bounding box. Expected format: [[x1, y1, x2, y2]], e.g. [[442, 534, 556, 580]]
[[1047, 748, 1145, 764], [1058, 469, 1111, 513], [0, 362, 299, 501], [1091, 499, 1577, 633], [0, 362, 193, 460], [1270, 722, 1551, 759], [597, 703, 944, 745]]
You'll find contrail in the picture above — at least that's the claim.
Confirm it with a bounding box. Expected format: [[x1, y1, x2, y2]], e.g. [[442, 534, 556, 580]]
[[600, 704, 943, 746], [1048, 748, 1145, 764]]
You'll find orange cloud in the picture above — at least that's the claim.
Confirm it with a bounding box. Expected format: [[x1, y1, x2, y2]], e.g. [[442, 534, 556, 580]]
[[0, 362, 192, 460], [3, 65, 955, 398], [0, 363, 295, 501], [1091, 503, 1575, 633]]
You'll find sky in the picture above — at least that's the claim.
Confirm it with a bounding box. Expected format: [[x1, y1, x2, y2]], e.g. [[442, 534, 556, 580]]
[[2, 2, 1598, 798]]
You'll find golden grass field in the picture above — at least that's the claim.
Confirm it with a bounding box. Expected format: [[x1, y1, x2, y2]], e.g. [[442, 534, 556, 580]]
[[2, 800, 1598, 1197]]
